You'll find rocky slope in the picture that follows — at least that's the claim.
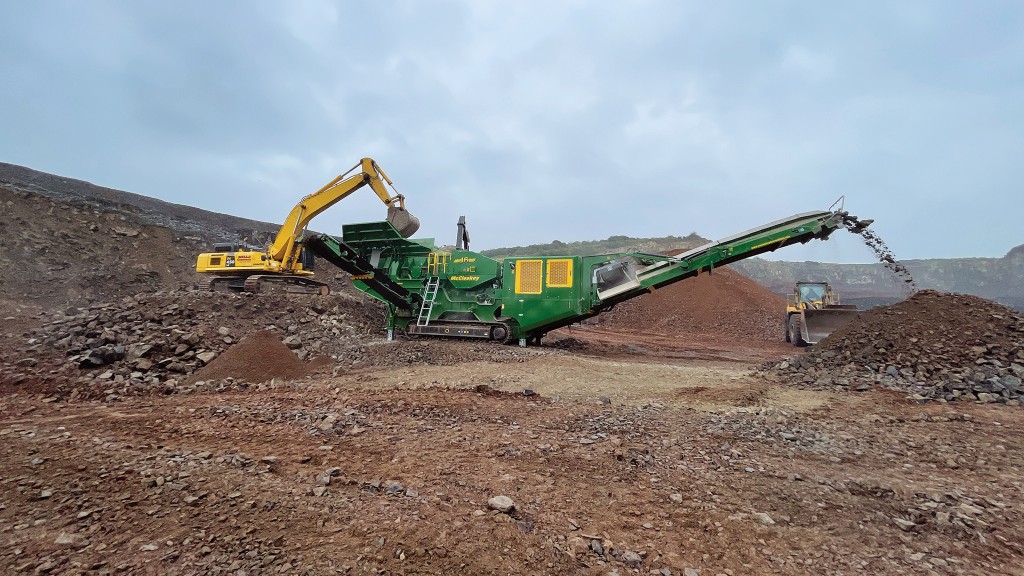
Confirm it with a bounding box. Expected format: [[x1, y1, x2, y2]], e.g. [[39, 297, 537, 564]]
[[0, 162, 276, 240], [0, 291, 384, 401], [0, 163, 339, 307]]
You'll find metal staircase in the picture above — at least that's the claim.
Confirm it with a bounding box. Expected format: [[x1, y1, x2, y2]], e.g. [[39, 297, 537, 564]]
[[416, 276, 440, 326]]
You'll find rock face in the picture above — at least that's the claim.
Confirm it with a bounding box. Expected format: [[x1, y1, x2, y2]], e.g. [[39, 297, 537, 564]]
[[734, 244, 1024, 313], [0, 289, 543, 402], [764, 290, 1024, 403]]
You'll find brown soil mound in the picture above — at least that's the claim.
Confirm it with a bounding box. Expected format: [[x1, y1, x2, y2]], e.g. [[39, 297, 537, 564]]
[[598, 265, 786, 341], [190, 330, 307, 384], [0, 290, 386, 400], [767, 290, 1024, 403], [818, 290, 1023, 362]]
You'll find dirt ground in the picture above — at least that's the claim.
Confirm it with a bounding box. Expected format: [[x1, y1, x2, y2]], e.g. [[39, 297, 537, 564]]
[[3, 327, 1022, 576]]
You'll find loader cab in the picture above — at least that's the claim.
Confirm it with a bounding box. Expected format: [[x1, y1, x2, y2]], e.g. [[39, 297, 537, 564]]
[[792, 281, 841, 310], [786, 281, 857, 346], [796, 282, 828, 306]]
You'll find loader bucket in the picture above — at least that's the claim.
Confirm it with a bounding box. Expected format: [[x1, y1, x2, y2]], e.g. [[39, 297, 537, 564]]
[[801, 307, 859, 345], [387, 205, 421, 238]]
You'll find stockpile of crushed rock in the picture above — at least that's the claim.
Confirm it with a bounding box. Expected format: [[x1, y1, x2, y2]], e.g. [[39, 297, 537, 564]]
[[763, 290, 1024, 404], [598, 265, 786, 341], [188, 330, 312, 385], [0, 290, 386, 401], [1, 290, 547, 402]]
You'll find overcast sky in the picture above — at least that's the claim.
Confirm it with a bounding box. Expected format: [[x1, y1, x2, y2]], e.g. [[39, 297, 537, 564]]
[[2, 1, 1022, 262]]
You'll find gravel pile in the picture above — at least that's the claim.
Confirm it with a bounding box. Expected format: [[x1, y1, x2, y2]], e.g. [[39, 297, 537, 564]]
[[0, 290, 385, 400], [763, 290, 1024, 404], [1, 290, 549, 401], [597, 264, 786, 341]]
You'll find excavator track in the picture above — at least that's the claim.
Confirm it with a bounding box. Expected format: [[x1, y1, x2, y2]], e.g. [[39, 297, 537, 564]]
[[195, 274, 329, 294], [242, 275, 330, 295], [196, 276, 247, 292]]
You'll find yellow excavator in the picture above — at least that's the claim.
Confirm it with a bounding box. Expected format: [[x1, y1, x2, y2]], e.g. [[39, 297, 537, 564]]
[[195, 158, 420, 294], [785, 281, 858, 346]]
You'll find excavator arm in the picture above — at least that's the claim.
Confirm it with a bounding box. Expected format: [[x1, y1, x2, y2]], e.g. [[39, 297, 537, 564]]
[[268, 158, 419, 271], [195, 157, 420, 295]]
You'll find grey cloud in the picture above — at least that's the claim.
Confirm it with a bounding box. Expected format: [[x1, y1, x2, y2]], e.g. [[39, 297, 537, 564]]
[[1, 1, 1021, 260]]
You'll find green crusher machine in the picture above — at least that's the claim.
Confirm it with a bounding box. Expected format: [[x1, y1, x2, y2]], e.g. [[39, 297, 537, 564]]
[[305, 207, 862, 346]]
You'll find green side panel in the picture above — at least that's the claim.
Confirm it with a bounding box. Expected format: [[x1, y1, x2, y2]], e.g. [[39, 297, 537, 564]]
[[500, 257, 585, 335], [442, 250, 500, 289]]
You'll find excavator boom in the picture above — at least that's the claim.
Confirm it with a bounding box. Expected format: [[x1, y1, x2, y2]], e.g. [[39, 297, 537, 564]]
[[267, 158, 419, 266], [195, 157, 419, 294]]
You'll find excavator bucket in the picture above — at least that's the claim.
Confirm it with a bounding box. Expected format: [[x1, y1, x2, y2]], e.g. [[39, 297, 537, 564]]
[[800, 306, 859, 345], [387, 205, 421, 238]]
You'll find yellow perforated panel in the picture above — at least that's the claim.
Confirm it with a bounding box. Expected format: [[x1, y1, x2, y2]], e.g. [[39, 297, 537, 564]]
[[515, 259, 543, 294], [546, 259, 573, 288]]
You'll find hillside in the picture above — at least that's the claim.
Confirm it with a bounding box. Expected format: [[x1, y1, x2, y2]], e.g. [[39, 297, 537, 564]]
[[0, 163, 332, 307], [0, 162, 277, 240], [480, 232, 709, 258], [476, 212, 1022, 311], [733, 248, 1024, 310]]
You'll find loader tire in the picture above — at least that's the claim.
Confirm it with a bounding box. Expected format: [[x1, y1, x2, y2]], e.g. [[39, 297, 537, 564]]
[[784, 316, 792, 343], [788, 315, 807, 347]]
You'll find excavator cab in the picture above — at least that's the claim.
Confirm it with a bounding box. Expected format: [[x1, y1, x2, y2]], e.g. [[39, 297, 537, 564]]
[[211, 242, 262, 253]]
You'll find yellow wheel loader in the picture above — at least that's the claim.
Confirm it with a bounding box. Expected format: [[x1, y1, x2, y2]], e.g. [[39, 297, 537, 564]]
[[785, 281, 858, 346], [195, 158, 419, 294]]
